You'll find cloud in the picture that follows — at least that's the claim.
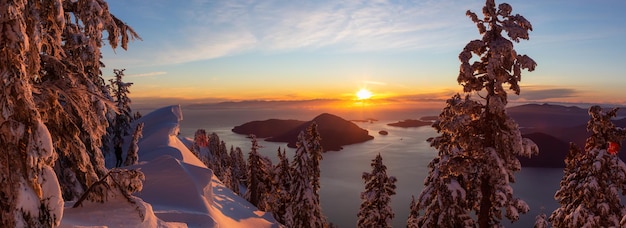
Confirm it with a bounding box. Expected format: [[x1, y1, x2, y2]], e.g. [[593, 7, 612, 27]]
[[512, 86, 581, 101], [149, 0, 480, 65], [127, 71, 168, 77], [388, 86, 583, 103]]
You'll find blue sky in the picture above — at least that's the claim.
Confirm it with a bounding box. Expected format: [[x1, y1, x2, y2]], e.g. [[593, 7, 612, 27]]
[[102, 0, 626, 106]]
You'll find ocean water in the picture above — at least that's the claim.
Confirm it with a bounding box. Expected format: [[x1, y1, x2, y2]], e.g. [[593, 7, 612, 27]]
[[161, 106, 563, 228]]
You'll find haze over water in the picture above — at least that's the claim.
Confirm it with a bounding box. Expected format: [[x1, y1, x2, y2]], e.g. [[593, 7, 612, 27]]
[[159, 106, 563, 227]]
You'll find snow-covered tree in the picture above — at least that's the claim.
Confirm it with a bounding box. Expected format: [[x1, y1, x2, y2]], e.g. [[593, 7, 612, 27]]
[[110, 69, 134, 167], [267, 147, 293, 224], [410, 1, 538, 227], [222, 166, 239, 194], [245, 135, 272, 210], [534, 213, 549, 228], [229, 146, 247, 190], [124, 123, 144, 166], [550, 106, 626, 227], [0, 0, 138, 226], [110, 69, 134, 141], [207, 132, 231, 180], [288, 123, 327, 227], [357, 153, 397, 228], [407, 196, 419, 228], [133, 111, 142, 121]]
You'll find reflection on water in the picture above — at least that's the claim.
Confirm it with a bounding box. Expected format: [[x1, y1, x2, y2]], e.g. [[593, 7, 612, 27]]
[[177, 108, 564, 228]]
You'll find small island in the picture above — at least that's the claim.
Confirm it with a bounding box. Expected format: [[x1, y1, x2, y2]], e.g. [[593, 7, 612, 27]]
[[233, 113, 374, 152], [351, 118, 378, 123], [387, 119, 432, 128]]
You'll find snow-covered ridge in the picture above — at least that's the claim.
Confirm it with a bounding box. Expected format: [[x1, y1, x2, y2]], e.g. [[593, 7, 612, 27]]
[[61, 105, 280, 228]]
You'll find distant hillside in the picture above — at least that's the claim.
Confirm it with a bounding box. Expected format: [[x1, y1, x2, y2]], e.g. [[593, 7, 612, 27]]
[[509, 104, 626, 167], [233, 113, 374, 152], [508, 103, 589, 129], [518, 132, 569, 168]]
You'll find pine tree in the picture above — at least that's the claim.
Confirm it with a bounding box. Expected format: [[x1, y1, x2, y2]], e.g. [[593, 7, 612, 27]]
[[550, 106, 626, 227], [110, 69, 134, 167], [357, 153, 397, 228], [124, 122, 144, 166], [110, 69, 134, 139], [410, 1, 538, 227], [224, 145, 242, 194], [0, 1, 138, 226], [534, 213, 549, 228], [218, 140, 231, 180], [222, 166, 238, 194], [289, 123, 327, 227], [232, 146, 248, 186], [407, 196, 419, 228], [245, 135, 272, 210], [202, 132, 232, 182], [229, 146, 244, 194], [268, 147, 293, 224]]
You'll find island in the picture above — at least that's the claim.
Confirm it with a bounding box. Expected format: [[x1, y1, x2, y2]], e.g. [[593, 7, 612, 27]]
[[350, 118, 378, 123], [232, 113, 374, 152], [387, 119, 432, 128]]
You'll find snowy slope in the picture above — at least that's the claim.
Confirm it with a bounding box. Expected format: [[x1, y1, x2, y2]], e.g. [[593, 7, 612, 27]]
[[61, 105, 280, 228]]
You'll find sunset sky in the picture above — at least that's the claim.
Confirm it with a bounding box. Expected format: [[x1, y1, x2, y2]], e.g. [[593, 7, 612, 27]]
[[102, 0, 626, 106]]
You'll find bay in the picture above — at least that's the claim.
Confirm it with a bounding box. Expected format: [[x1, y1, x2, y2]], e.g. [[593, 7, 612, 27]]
[[161, 106, 563, 228]]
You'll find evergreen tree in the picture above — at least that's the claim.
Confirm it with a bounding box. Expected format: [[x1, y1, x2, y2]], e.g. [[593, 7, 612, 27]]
[[133, 111, 142, 121], [229, 145, 245, 193], [407, 196, 419, 228], [268, 147, 293, 224], [218, 140, 231, 180], [288, 123, 327, 227], [245, 135, 272, 210], [222, 166, 239, 194], [110, 69, 134, 168], [228, 146, 248, 186], [124, 122, 144, 166], [534, 213, 549, 228], [410, 1, 538, 227], [202, 132, 232, 182], [357, 153, 397, 228], [550, 106, 626, 227], [110, 69, 134, 140], [0, 1, 138, 226]]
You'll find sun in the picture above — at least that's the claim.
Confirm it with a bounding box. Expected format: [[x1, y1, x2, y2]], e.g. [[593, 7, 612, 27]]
[[356, 88, 373, 100]]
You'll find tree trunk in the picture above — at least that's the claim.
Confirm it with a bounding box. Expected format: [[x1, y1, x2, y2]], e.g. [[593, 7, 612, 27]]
[[479, 84, 496, 228], [478, 175, 492, 228]]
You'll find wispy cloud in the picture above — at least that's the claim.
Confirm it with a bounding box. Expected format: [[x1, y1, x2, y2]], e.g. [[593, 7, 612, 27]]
[[149, 0, 480, 65], [363, 80, 387, 86], [127, 71, 168, 77], [512, 86, 581, 101]]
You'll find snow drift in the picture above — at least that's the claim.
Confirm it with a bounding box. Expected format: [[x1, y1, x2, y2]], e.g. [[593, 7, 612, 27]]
[[61, 105, 280, 228]]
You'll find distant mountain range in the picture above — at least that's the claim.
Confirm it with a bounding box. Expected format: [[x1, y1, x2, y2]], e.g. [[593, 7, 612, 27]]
[[232, 113, 374, 152], [509, 103, 626, 167]]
